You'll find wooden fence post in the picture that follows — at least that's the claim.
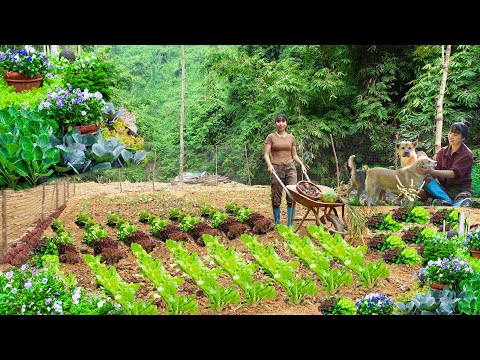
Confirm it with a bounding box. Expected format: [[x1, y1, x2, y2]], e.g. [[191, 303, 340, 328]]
[[1, 190, 7, 259], [55, 181, 59, 209], [118, 168, 122, 192], [244, 144, 251, 186], [41, 184, 46, 220], [152, 149, 156, 191]]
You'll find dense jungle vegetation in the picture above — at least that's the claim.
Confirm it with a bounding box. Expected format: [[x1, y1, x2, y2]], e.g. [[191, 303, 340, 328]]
[[105, 45, 480, 191], [2, 45, 479, 194]]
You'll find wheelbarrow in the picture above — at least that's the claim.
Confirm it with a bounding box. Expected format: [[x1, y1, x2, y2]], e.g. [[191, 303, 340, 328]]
[[272, 171, 348, 236]]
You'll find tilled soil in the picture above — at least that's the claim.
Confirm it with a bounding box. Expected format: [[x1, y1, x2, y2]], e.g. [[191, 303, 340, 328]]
[[4, 181, 480, 315]]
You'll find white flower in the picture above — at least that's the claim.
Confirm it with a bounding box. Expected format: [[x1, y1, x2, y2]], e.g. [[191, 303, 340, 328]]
[[97, 300, 105, 308]]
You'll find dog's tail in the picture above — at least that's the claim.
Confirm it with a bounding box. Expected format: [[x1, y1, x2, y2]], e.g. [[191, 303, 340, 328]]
[[348, 155, 357, 177]]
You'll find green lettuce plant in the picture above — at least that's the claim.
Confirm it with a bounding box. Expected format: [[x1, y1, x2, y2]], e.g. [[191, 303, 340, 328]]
[[84, 254, 158, 315], [166, 240, 240, 312], [131, 243, 198, 315], [203, 234, 276, 305], [331, 298, 357, 315], [241, 233, 318, 304], [405, 206, 430, 224]]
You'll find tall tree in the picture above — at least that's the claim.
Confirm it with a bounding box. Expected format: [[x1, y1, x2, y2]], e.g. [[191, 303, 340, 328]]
[[179, 45, 185, 186], [434, 45, 452, 154]]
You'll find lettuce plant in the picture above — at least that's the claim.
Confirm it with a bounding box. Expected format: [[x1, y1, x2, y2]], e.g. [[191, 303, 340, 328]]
[[203, 234, 276, 305]]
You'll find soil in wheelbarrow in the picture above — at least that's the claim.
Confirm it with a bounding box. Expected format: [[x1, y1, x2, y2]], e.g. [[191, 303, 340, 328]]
[[4, 182, 480, 315]]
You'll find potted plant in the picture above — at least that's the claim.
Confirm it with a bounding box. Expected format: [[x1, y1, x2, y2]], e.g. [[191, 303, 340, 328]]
[[38, 84, 107, 135], [465, 228, 480, 258], [0, 46, 53, 92], [423, 255, 474, 290]]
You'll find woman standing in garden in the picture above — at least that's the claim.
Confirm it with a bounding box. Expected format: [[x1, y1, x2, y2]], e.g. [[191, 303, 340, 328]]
[[418, 121, 473, 207], [264, 113, 307, 226]]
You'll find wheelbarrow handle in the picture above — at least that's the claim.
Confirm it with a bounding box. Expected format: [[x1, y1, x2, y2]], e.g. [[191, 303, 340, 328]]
[[302, 170, 311, 182], [271, 170, 295, 201]]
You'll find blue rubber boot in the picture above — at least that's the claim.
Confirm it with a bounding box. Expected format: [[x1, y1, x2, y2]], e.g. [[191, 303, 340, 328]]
[[424, 180, 453, 205], [452, 198, 472, 207], [273, 207, 281, 224], [287, 207, 296, 227]]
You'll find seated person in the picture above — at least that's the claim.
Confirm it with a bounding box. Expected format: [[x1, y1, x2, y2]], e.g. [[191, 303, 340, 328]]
[[417, 121, 473, 207]]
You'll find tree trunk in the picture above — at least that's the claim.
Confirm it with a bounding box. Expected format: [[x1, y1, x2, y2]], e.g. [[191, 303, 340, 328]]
[[179, 45, 186, 186], [50, 45, 59, 55], [434, 45, 452, 154]]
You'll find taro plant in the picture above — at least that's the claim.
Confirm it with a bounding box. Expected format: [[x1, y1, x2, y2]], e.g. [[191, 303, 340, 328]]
[[166, 240, 240, 312], [203, 234, 276, 305], [0, 107, 61, 189], [457, 273, 480, 315], [131, 243, 199, 315], [241, 233, 318, 304]]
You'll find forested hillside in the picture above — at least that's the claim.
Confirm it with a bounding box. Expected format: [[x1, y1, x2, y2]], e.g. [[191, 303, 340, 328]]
[[108, 45, 480, 188]]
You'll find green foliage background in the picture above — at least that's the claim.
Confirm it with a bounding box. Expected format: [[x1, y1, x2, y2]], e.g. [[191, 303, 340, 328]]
[[101, 45, 479, 188]]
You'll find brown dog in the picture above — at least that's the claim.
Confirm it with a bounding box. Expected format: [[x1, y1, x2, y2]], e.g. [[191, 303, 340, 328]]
[[347, 155, 366, 200], [396, 140, 427, 168], [365, 156, 437, 206]]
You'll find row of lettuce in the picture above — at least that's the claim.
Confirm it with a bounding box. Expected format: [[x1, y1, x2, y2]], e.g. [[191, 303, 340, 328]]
[[2, 200, 480, 315]]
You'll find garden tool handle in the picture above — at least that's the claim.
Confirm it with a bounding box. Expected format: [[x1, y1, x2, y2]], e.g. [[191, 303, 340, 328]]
[[271, 170, 294, 201], [303, 170, 311, 182]]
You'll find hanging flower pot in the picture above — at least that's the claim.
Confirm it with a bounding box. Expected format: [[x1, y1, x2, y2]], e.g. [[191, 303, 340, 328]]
[[470, 248, 480, 258], [63, 124, 100, 135], [4, 71, 43, 92]]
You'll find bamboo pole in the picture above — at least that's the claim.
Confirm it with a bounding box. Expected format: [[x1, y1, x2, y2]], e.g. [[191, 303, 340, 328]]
[[329, 134, 340, 188], [300, 139, 305, 181], [215, 144, 218, 187], [118, 168, 122, 192], [41, 184, 46, 220], [152, 149, 156, 191], [55, 181, 59, 209], [244, 144, 251, 186], [63, 179, 67, 205], [1, 190, 7, 259]]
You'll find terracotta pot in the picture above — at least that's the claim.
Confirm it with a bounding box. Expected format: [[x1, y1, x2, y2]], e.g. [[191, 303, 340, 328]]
[[470, 248, 480, 258], [63, 124, 100, 135], [429, 283, 456, 291], [4, 71, 43, 92]]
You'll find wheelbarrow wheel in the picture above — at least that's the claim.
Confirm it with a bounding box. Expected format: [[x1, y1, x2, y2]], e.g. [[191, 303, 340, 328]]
[[319, 213, 345, 236]]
